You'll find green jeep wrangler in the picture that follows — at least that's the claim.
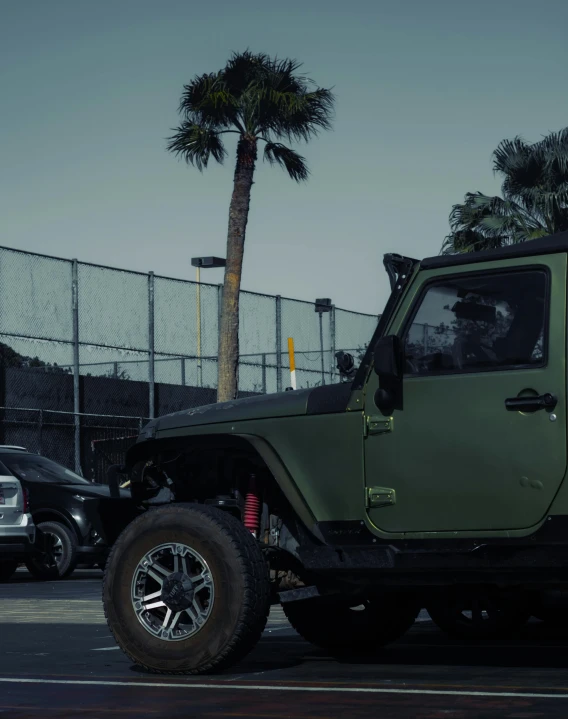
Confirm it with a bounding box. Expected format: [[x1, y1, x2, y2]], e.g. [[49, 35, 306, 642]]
[[103, 231, 568, 674]]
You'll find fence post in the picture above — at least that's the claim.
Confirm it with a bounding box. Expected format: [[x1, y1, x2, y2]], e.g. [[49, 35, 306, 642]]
[[422, 323, 429, 355], [261, 353, 267, 394], [330, 304, 336, 383], [318, 312, 326, 386], [0, 352, 6, 446], [71, 259, 82, 475], [181, 358, 186, 386], [148, 271, 155, 419], [196, 268, 202, 388], [38, 409, 43, 456], [275, 296, 282, 393]]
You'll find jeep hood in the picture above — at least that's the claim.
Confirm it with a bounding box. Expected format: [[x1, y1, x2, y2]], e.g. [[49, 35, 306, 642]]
[[139, 383, 353, 439]]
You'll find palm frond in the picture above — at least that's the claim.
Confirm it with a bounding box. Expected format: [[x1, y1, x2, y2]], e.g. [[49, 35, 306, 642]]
[[223, 50, 273, 95], [260, 88, 335, 141], [263, 142, 309, 182], [219, 51, 334, 139], [540, 127, 568, 168], [444, 127, 568, 254], [166, 122, 227, 170], [169, 51, 333, 182], [178, 72, 237, 129], [441, 229, 505, 255], [226, 51, 307, 98], [492, 136, 530, 175]]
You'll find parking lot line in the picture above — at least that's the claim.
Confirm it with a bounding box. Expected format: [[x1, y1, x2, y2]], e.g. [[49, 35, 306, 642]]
[[0, 676, 568, 700]]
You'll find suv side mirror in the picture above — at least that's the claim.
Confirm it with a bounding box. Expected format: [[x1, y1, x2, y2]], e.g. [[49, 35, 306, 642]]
[[373, 335, 404, 415]]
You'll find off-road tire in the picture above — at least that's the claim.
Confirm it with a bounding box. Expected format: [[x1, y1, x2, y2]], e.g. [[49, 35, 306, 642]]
[[102, 503, 270, 675], [25, 521, 77, 580], [282, 595, 419, 652], [0, 560, 19, 582], [426, 591, 531, 640]]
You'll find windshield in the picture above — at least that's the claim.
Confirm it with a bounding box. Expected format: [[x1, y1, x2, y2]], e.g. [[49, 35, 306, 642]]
[[2, 454, 92, 485]]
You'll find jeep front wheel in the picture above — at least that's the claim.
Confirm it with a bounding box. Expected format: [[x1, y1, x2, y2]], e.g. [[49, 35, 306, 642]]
[[282, 595, 419, 652], [102, 504, 270, 674]]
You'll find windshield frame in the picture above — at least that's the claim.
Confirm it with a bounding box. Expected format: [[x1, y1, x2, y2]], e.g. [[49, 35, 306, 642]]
[[352, 253, 418, 391]]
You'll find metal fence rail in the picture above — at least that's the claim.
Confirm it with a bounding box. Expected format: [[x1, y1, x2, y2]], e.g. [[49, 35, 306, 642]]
[[0, 406, 144, 483]]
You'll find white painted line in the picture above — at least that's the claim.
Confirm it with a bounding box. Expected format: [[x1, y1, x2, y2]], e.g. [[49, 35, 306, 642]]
[[91, 647, 120, 652], [0, 677, 566, 700]]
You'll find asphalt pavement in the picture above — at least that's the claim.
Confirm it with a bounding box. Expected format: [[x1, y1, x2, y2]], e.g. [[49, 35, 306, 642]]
[[2, 570, 568, 718]]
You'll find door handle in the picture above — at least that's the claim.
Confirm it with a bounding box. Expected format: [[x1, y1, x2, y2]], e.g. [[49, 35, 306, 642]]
[[505, 393, 557, 412]]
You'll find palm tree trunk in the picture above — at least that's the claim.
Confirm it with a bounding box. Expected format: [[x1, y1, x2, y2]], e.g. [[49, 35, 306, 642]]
[[217, 137, 257, 402]]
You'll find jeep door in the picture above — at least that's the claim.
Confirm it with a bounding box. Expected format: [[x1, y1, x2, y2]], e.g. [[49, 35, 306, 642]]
[[363, 254, 567, 533]]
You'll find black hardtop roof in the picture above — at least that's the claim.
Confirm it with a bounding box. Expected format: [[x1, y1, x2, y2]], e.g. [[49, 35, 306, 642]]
[[421, 230, 568, 270]]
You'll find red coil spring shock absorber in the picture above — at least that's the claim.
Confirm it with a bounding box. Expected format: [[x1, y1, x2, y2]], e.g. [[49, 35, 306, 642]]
[[243, 474, 260, 538]]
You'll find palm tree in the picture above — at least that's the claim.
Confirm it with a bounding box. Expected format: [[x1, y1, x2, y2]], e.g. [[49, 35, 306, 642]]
[[442, 128, 568, 254], [167, 51, 334, 401]]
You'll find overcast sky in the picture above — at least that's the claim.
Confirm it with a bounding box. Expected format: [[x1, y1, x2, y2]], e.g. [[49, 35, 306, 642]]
[[1, 0, 567, 314]]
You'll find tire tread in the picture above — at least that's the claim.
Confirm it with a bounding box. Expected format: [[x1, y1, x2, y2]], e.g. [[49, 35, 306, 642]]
[[25, 520, 77, 580], [103, 503, 270, 675]]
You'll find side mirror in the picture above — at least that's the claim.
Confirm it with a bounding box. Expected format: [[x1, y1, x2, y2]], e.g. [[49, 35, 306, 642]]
[[373, 335, 404, 415], [373, 335, 403, 379]]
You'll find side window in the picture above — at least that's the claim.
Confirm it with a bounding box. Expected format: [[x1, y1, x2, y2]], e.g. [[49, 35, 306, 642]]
[[404, 270, 547, 375]]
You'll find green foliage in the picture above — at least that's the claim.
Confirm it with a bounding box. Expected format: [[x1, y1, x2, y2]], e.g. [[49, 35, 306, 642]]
[[167, 50, 335, 182], [442, 127, 568, 254], [263, 142, 308, 181], [0, 343, 71, 373], [167, 124, 227, 171]]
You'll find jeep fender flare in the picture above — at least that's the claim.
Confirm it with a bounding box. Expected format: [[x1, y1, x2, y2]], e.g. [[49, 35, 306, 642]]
[[124, 432, 320, 542], [234, 433, 317, 534]]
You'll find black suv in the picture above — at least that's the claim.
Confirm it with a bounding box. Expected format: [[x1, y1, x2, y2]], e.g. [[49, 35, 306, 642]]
[[0, 447, 130, 579]]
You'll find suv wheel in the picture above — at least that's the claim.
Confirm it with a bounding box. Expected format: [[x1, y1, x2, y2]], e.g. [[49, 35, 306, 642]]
[[103, 504, 270, 674], [282, 595, 419, 652], [426, 589, 531, 639], [25, 521, 78, 580], [0, 560, 19, 582]]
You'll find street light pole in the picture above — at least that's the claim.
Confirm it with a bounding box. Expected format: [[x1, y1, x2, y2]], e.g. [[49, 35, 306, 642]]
[[191, 256, 227, 389], [196, 264, 202, 387], [315, 298, 332, 387], [318, 313, 325, 384]]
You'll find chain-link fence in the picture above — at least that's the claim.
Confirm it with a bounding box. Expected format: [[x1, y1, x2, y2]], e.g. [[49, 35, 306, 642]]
[[0, 406, 143, 482], [0, 246, 381, 480]]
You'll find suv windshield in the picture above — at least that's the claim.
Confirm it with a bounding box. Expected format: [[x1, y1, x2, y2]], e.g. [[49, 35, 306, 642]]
[[1, 454, 92, 485]]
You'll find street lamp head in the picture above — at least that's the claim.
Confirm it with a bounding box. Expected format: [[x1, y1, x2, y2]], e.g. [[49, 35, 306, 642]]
[[315, 298, 332, 313], [191, 257, 226, 269]]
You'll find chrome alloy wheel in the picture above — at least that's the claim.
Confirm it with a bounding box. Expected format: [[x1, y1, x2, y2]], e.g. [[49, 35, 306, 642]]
[[130, 542, 214, 642]]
